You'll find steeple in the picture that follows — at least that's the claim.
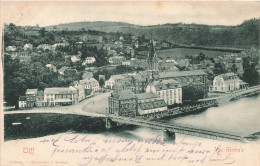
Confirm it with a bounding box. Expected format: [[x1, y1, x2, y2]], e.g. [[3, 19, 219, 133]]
[[147, 34, 158, 71]]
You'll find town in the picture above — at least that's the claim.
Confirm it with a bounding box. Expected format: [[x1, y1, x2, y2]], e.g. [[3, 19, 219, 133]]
[[3, 20, 260, 119]]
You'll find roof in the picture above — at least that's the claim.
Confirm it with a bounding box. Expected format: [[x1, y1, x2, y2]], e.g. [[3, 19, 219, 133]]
[[139, 99, 167, 110], [218, 73, 238, 80], [44, 87, 76, 94], [58, 66, 69, 73], [80, 78, 98, 84], [136, 93, 159, 100], [188, 81, 204, 86], [159, 70, 206, 79], [85, 89, 93, 95], [239, 80, 248, 85], [111, 90, 136, 100], [153, 79, 181, 90], [111, 74, 125, 80], [86, 57, 95, 60], [25, 89, 38, 95]]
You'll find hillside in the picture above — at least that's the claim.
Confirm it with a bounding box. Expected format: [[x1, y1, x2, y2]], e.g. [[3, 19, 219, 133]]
[[44, 18, 260, 49]]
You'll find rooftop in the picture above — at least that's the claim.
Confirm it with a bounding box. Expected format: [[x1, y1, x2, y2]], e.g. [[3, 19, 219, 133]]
[[159, 70, 206, 79], [111, 90, 136, 100], [44, 87, 76, 94], [135, 93, 159, 100], [139, 99, 167, 110], [25, 89, 38, 95]]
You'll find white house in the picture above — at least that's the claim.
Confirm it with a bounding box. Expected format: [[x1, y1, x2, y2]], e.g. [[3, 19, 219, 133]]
[[23, 43, 33, 50], [74, 84, 85, 102], [80, 78, 100, 92], [71, 55, 81, 63], [18, 96, 27, 108], [146, 79, 182, 105], [82, 57, 96, 65], [105, 74, 126, 89], [209, 73, 247, 93], [122, 60, 131, 66], [46, 64, 57, 72]]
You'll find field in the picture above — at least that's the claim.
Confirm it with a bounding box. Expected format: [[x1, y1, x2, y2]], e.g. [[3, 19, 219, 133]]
[[138, 48, 232, 59]]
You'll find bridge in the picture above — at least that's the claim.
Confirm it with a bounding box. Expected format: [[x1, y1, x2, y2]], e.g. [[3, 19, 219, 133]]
[[105, 115, 243, 142], [200, 85, 260, 105]]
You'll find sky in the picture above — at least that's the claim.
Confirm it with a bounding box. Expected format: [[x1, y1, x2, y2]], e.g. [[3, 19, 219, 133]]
[[1, 1, 260, 27]]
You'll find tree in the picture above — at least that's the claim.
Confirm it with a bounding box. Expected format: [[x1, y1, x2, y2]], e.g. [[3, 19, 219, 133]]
[[182, 86, 204, 102], [99, 78, 105, 87], [39, 27, 46, 37], [230, 64, 238, 73], [213, 62, 226, 75]]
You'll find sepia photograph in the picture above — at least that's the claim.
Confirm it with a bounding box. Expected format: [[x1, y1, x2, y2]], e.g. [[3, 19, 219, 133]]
[[0, 1, 260, 166]]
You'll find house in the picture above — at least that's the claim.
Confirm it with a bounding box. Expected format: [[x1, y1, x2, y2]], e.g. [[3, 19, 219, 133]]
[[74, 83, 85, 102], [36, 90, 44, 107], [71, 55, 81, 63], [80, 78, 100, 92], [105, 74, 126, 89], [37, 44, 53, 51], [135, 93, 167, 115], [19, 96, 27, 108], [108, 90, 138, 117], [122, 60, 131, 66], [58, 66, 69, 75], [159, 70, 207, 96], [82, 57, 96, 65], [25, 89, 38, 107], [176, 59, 190, 68], [109, 56, 126, 65], [6, 46, 17, 52], [82, 71, 93, 79], [46, 64, 57, 72], [146, 79, 182, 105], [131, 74, 148, 94], [209, 73, 248, 93], [44, 87, 78, 107], [23, 43, 33, 50]]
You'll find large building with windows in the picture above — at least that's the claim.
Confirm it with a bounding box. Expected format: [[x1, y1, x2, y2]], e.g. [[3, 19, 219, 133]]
[[146, 79, 182, 105], [44, 87, 78, 106], [108, 90, 138, 117], [209, 73, 248, 93]]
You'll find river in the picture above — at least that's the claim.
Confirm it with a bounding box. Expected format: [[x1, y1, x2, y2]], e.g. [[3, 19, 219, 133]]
[[4, 95, 260, 142]]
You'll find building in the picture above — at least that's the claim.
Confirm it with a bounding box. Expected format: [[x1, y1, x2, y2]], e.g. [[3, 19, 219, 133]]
[[23, 43, 33, 50], [109, 56, 126, 65], [82, 57, 96, 65], [36, 90, 44, 107], [136, 93, 167, 115], [122, 60, 131, 66], [58, 66, 69, 75], [19, 96, 27, 108], [159, 70, 207, 96], [37, 44, 53, 51], [209, 73, 248, 93], [146, 79, 182, 105], [46, 64, 57, 72], [25, 89, 38, 107], [108, 90, 138, 117], [6, 46, 17, 52], [80, 78, 100, 92], [71, 55, 81, 63], [131, 74, 148, 94], [105, 74, 126, 89], [74, 84, 85, 102], [44, 87, 78, 107]]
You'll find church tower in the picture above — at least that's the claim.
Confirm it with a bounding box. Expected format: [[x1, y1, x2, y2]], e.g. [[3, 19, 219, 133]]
[[147, 35, 159, 71]]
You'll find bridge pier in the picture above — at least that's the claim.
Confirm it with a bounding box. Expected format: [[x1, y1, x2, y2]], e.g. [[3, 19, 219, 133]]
[[163, 129, 175, 142]]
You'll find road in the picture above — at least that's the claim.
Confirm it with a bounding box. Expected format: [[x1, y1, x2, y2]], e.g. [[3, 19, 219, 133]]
[[4, 92, 111, 117]]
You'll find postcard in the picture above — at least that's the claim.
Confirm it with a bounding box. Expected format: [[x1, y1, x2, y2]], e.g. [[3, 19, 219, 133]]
[[0, 1, 260, 166]]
